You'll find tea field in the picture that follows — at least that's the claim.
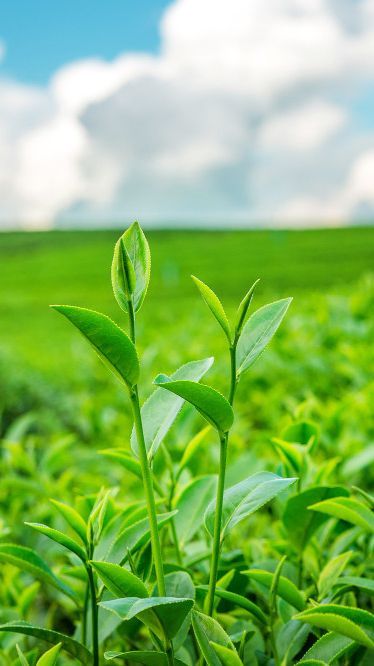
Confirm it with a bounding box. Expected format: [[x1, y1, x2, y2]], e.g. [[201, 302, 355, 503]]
[[0, 226, 373, 665]]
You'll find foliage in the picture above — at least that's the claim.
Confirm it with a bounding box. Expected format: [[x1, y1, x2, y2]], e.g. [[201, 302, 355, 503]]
[[0, 224, 372, 665]]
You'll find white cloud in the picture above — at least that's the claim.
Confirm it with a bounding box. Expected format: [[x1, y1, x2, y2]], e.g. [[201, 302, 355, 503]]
[[258, 101, 347, 152], [1, 0, 374, 228]]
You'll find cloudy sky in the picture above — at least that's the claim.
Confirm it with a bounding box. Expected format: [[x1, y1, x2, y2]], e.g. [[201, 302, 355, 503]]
[[1, 0, 374, 229]]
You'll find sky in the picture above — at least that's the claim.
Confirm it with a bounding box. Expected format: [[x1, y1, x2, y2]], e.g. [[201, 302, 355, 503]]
[[1, 0, 374, 229]]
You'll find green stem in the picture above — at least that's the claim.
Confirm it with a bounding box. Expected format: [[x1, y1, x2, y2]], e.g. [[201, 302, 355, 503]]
[[86, 566, 99, 666], [81, 582, 89, 646], [228, 337, 238, 407], [205, 432, 228, 616], [130, 387, 166, 596]]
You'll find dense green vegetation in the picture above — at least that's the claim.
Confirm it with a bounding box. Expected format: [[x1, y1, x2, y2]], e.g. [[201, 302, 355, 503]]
[[0, 225, 373, 665]]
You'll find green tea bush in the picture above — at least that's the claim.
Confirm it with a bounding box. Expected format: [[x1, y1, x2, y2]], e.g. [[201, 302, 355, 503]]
[[0, 223, 372, 665]]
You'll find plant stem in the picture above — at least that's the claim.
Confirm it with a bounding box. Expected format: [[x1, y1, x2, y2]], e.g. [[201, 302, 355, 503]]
[[86, 565, 99, 666], [228, 336, 239, 407], [130, 386, 166, 596], [205, 432, 228, 616], [82, 582, 89, 646], [126, 296, 166, 596]]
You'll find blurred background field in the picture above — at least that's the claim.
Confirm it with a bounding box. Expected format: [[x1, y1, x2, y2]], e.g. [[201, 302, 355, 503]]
[[1, 227, 373, 493]]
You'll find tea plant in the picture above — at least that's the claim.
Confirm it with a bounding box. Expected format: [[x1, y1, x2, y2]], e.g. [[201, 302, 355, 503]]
[[0, 222, 372, 665]]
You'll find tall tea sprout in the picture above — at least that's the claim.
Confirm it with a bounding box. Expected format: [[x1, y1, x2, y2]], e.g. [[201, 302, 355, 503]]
[[189, 276, 292, 615]]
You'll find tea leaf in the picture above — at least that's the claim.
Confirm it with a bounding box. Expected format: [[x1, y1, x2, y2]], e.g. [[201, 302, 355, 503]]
[[309, 497, 374, 532], [16, 646, 29, 666], [154, 378, 234, 434], [100, 596, 194, 640], [25, 523, 87, 562], [210, 641, 243, 665], [241, 569, 306, 611], [131, 357, 214, 459], [36, 643, 62, 666], [283, 486, 350, 550], [334, 576, 374, 595], [236, 298, 292, 376], [294, 605, 374, 649], [198, 586, 267, 624], [107, 512, 177, 565], [318, 552, 352, 599], [192, 610, 236, 666], [205, 471, 296, 538], [112, 221, 151, 313], [174, 476, 217, 548], [51, 306, 139, 388], [50, 500, 87, 545], [0, 622, 91, 663], [90, 561, 148, 598], [297, 632, 355, 664], [99, 449, 142, 481], [177, 426, 211, 476], [104, 652, 168, 665], [192, 276, 231, 342], [111, 237, 136, 312], [0, 543, 76, 601], [235, 279, 260, 336]]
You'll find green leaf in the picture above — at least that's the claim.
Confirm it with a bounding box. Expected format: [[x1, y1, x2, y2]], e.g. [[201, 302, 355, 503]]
[[205, 471, 296, 539], [192, 610, 236, 666], [270, 438, 305, 473], [132, 357, 214, 459], [36, 643, 62, 666], [25, 523, 87, 562], [51, 305, 139, 388], [104, 652, 168, 665], [241, 569, 305, 611], [318, 552, 352, 599], [154, 378, 234, 434], [235, 279, 260, 336], [283, 486, 349, 551], [294, 605, 374, 650], [298, 632, 355, 664], [99, 449, 142, 480], [191, 276, 231, 342], [16, 645, 29, 666], [198, 586, 266, 624], [174, 476, 217, 548], [282, 421, 319, 448], [0, 543, 76, 601], [334, 576, 374, 595], [50, 500, 87, 545], [0, 622, 91, 663], [309, 497, 374, 532], [236, 298, 292, 376], [90, 561, 148, 598], [111, 237, 136, 311], [100, 596, 194, 640], [210, 641, 243, 665], [107, 512, 177, 565], [154, 572, 195, 651], [177, 426, 211, 476], [111, 221, 151, 313]]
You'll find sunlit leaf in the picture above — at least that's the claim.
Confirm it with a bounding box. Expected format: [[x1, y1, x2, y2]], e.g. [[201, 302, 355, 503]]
[[0, 622, 91, 663], [205, 471, 296, 539], [294, 605, 374, 650], [132, 357, 214, 459], [154, 377, 234, 434], [90, 561, 148, 598], [236, 298, 292, 376], [309, 497, 374, 533], [192, 276, 231, 342], [51, 305, 139, 387]]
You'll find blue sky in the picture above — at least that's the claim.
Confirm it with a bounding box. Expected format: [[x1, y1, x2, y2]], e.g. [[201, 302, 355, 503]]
[[0, 0, 170, 83], [0, 0, 374, 229]]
